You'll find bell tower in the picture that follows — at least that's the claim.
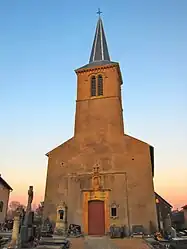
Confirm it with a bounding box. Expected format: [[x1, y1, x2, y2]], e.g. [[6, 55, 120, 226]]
[[74, 15, 124, 139], [44, 11, 158, 234]]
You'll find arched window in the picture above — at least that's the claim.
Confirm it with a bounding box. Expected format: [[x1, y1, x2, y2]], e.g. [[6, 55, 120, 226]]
[[91, 76, 96, 96], [0, 201, 3, 212], [97, 75, 103, 96]]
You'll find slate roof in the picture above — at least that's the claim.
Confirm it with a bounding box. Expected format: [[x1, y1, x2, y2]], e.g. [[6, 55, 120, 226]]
[[89, 17, 110, 63], [77, 61, 118, 71], [76, 16, 117, 71], [0, 175, 13, 190]]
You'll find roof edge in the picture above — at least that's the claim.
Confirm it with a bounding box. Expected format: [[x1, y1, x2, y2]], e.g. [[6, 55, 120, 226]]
[[182, 204, 187, 209], [155, 192, 173, 208], [75, 61, 118, 73], [46, 137, 74, 157], [0, 176, 13, 191], [75, 61, 123, 85]]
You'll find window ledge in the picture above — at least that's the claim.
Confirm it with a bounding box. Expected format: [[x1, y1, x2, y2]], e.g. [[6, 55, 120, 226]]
[[110, 216, 119, 220], [90, 95, 104, 99]]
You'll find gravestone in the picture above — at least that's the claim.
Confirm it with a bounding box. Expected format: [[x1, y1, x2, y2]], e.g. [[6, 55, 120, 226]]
[[110, 225, 126, 238], [20, 186, 36, 248], [41, 218, 53, 237], [132, 224, 145, 235], [67, 224, 82, 237]]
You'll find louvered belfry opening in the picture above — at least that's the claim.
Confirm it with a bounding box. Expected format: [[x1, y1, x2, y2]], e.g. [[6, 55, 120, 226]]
[[97, 75, 103, 96], [90, 75, 103, 97], [91, 76, 97, 96]]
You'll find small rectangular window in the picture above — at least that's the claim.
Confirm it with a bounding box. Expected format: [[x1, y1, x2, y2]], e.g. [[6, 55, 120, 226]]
[[111, 207, 117, 217], [59, 210, 64, 220], [0, 201, 3, 212]]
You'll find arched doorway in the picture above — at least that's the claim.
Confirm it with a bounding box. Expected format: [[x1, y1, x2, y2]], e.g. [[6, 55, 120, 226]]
[[88, 200, 105, 235]]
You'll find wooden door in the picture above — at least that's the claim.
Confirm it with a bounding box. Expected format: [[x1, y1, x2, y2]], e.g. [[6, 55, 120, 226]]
[[88, 200, 105, 235]]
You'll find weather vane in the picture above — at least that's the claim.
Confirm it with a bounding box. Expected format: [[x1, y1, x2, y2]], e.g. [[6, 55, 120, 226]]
[[97, 8, 102, 17]]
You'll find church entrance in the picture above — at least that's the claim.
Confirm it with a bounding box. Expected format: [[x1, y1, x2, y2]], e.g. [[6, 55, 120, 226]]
[[88, 200, 105, 235]]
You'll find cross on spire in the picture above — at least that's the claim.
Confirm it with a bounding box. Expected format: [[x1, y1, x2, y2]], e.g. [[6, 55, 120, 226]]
[[97, 8, 102, 17]]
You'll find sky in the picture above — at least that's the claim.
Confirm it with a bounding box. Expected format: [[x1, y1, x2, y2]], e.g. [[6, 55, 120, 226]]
[[0, 0, 186, 209]]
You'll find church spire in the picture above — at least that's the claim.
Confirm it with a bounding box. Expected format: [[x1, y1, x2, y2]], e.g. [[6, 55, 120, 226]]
[[89, 9, 110, 63]]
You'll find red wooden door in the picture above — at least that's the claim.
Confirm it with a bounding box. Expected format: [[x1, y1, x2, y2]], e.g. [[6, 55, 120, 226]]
[[88, 200, 105, 235]]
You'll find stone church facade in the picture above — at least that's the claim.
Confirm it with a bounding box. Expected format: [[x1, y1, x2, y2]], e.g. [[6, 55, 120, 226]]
[[43, 16, 158, 235]]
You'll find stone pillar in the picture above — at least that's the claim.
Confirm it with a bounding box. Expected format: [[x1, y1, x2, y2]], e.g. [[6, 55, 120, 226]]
[[20, 186, 34, 248], [55, 202, 68, 235], [8, 215, 20, 248]]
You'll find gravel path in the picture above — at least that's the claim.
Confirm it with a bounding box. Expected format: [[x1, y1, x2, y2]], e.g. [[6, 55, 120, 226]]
[[84, 236, 119, 249]]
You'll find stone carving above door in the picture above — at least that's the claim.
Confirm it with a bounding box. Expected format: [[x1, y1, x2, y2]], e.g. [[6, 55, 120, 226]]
[[92, 164, 102, 190]]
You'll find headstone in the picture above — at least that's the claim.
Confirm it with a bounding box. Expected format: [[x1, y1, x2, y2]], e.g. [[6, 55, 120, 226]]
[[19, 207, 26, 231], [20, 225, 29, 245], [24, 212, 34, 227], [110, 225, 125, 238], [67, 224, 82, 237], [37, 237, 70, 248], [170, 227, 177, 238], [132, 224, 144, 235], [41, 218, 53, 237]]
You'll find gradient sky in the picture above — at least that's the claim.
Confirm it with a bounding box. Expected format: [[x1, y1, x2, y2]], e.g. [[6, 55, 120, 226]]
[[0, 0, 186, 209]]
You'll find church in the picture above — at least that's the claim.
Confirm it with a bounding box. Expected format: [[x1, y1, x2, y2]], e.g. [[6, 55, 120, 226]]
[[43, 14, 158, 236]]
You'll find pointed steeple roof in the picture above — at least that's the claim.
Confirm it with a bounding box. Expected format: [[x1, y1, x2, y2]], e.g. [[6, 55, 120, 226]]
[[89, 17, 110, 63], [75, 11, 120, 72]]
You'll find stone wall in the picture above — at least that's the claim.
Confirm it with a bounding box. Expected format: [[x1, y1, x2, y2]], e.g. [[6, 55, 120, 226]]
[[43, 134, 158, 233]]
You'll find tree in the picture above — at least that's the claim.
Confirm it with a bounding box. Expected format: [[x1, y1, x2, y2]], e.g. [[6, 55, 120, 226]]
[[7, 201, 26, 220], [34, 201, 44, 226], [35, 202, 44, 216]]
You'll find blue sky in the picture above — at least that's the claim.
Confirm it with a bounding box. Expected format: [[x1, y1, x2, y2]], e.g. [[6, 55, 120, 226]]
[[0, 0, 186, 207]]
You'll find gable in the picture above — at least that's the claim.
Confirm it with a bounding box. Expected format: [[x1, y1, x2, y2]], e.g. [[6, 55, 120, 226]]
[[46, 137, 74, 157], [0, 176, 12, 190]]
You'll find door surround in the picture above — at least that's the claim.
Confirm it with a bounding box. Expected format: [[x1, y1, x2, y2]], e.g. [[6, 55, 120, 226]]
[[82, 190, 110, 235]]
